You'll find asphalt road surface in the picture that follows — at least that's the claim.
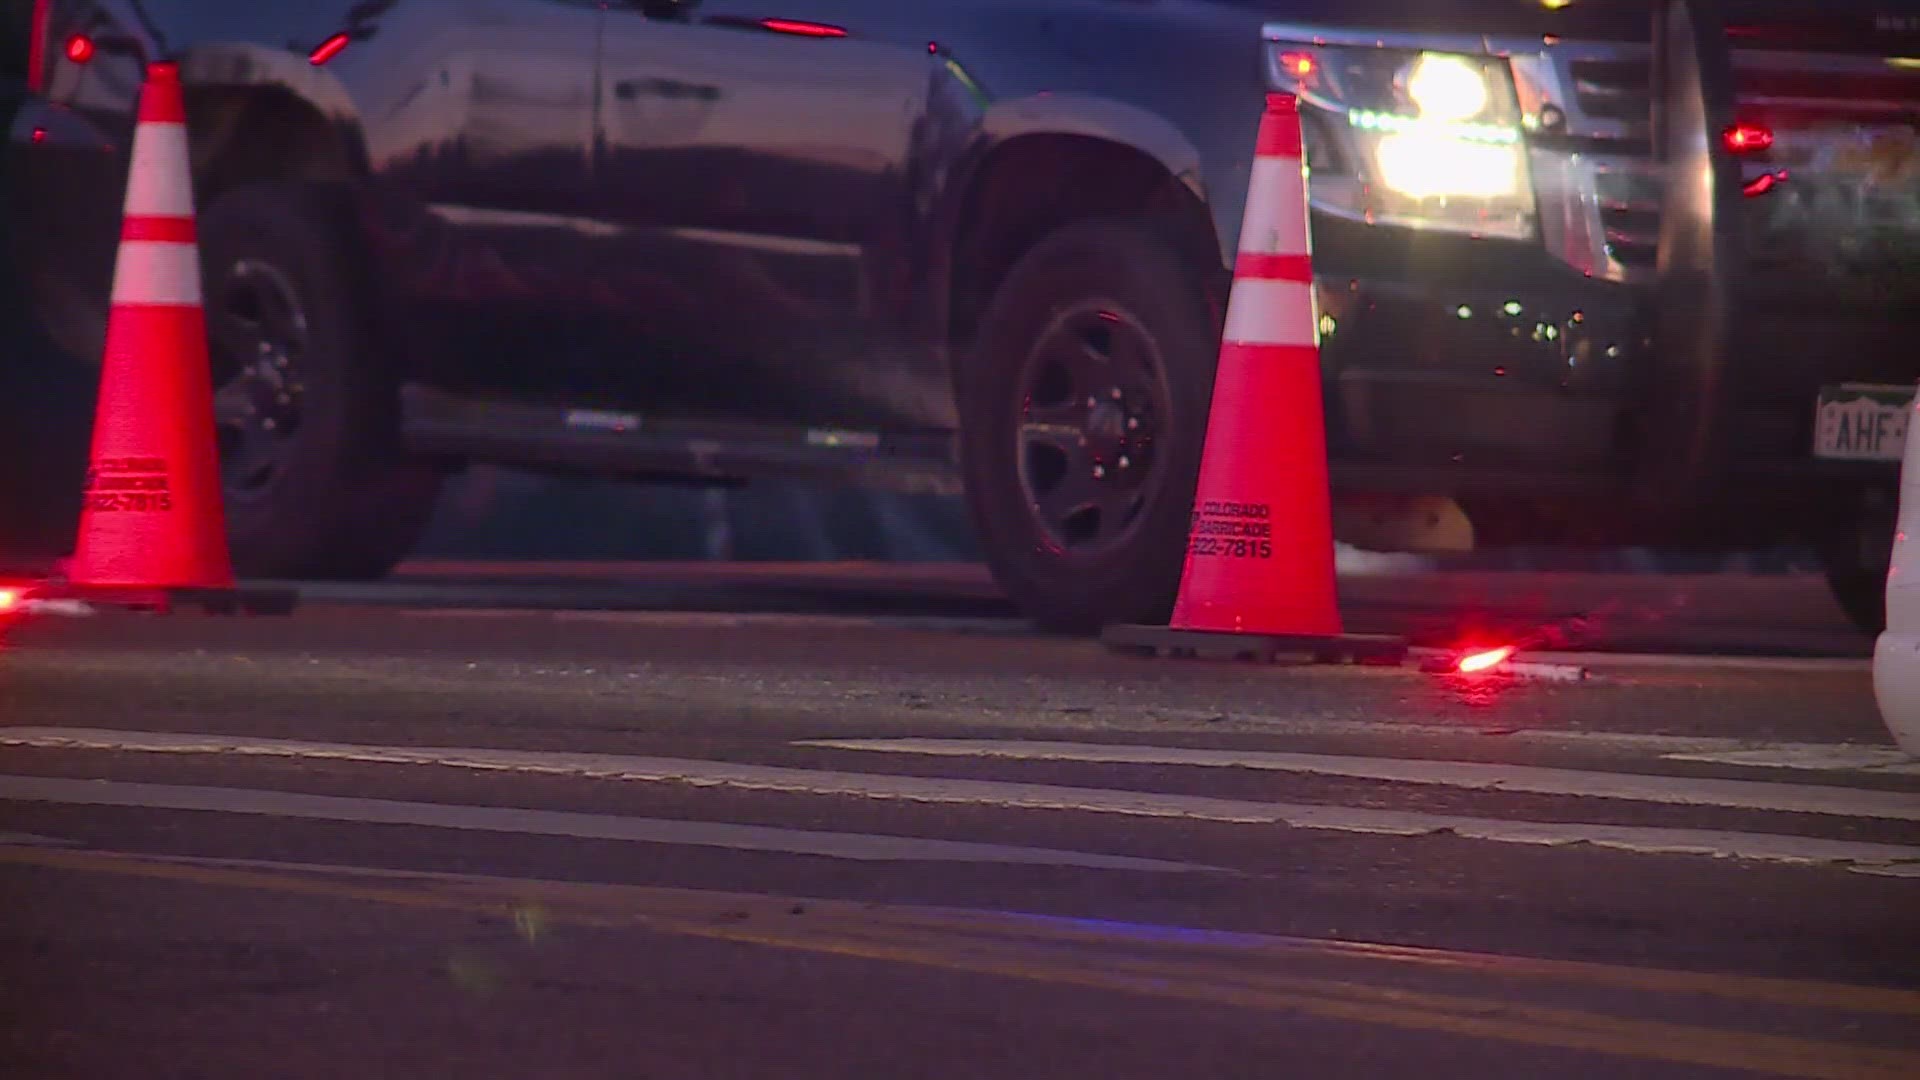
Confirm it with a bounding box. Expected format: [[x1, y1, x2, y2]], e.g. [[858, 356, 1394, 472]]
[[0, 564, 1915, 1079]]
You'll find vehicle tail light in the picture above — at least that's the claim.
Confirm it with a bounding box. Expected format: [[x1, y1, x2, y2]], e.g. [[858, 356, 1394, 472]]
[[1743, 170, 1788, 198], [63, 32, 94, 65], [1722, 122, 1774, 154], [28, 0, 50, 91], [308, 32, 350, 66], [760, 19, 846, 38]]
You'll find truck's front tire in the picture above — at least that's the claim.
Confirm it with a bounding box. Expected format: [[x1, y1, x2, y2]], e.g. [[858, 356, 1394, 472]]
[[198, 181, 441, 580], [957, 214, 1222, 632]]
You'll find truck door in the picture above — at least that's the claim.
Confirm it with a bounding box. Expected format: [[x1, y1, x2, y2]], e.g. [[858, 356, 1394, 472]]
[[371, 0, 608, 401], [590, 0, 937, 427]]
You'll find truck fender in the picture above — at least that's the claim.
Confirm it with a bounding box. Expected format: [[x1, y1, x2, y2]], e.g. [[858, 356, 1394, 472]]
[[923, 91, 1216, 351], [177, 43, 370, 176]]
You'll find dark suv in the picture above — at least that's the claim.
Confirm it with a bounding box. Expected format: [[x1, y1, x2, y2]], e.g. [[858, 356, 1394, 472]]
[[12, 0, 1920, 630]]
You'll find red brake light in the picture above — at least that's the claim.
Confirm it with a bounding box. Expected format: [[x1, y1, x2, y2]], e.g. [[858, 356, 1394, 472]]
[[0, 587, 22, 614], [1722, 122, 1774, 154], [28, 0, 50, 91], [308, 32, 350, 66], [1279, 51, 1316, 80], [63, 33, 94, 65], [1743, 170, 1789, 198], [760, 18, 846, 38]]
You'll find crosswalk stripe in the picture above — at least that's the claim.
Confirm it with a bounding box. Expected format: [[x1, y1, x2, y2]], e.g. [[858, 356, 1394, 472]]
[[3, 727, 1918, 873], [797, 739, 1920, 821], [1665, 746, 1920, 774], [0, 775, 1204, 873]]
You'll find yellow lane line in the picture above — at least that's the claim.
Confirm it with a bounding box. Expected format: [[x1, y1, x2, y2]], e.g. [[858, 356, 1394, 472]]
[[879, 909, 1920, 1017], [778, 918, 1920, 1080], [683, 919, 1920, 1080], [7, 845, 1916, 1080]]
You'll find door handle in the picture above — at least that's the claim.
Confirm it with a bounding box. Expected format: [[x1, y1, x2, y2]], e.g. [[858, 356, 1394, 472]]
[[613, 78, 720, 102]]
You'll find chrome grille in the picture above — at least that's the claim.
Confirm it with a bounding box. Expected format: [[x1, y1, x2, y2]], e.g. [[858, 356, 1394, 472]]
[[1565, 56, 1659, 271], [1592, 158, 1662, 270]]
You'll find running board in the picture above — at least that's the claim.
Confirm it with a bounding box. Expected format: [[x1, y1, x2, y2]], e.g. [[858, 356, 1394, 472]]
[[398, 385, 963, 495]]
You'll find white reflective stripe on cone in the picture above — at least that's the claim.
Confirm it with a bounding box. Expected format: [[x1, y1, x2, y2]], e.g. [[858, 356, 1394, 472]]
[[110, 241, 203, 306], [1236, 156, 1310, 257], [1221, 279, 1317, 348], [123, 123, 195, 218]]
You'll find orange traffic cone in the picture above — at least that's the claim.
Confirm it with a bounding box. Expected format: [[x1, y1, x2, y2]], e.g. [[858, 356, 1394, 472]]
[[57, 63, 294, 616], [1104, 94, 1402, 665]]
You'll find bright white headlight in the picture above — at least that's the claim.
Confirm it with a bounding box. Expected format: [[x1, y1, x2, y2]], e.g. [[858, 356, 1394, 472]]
[[1407, 53, 1490, 122], [1374, 133, 1522, 199]]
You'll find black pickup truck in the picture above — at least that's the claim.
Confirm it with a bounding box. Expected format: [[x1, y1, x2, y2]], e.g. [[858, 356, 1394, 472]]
[[11, 0, 1920, 631]]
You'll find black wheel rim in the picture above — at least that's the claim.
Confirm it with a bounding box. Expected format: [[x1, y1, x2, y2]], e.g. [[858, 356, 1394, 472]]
[[209, 259, 310, 507], [1015, 301, 1174, 556]]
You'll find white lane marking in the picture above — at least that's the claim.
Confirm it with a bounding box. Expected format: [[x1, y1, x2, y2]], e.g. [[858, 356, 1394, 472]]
[[110, 240, 202, 306], [1238, 156, 1311, 257], [0, 831, 79, 847], [1126, 711, 1897, 758], [0, 775, 1201, 873], [124, 123, 193, 216], [2, 728, 1916, 873], [1665, 747, 1920, 776], [1221, 279, 1317, 348], [797, 739, 1920, 821], [1858, 862, 1920, 878]]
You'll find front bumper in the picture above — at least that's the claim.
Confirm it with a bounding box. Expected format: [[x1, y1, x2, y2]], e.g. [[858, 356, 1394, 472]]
[[1311, 218, 1908, 533]]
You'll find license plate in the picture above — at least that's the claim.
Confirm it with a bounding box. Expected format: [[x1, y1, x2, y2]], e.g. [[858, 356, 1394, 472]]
[[1814, 383, 1915, 461]]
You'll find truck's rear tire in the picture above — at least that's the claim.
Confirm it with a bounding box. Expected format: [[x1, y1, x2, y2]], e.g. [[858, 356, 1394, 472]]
[[1821, 531, 1892, 636], [957, 214, 1222, 633], [198, 181, 441, 580]]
